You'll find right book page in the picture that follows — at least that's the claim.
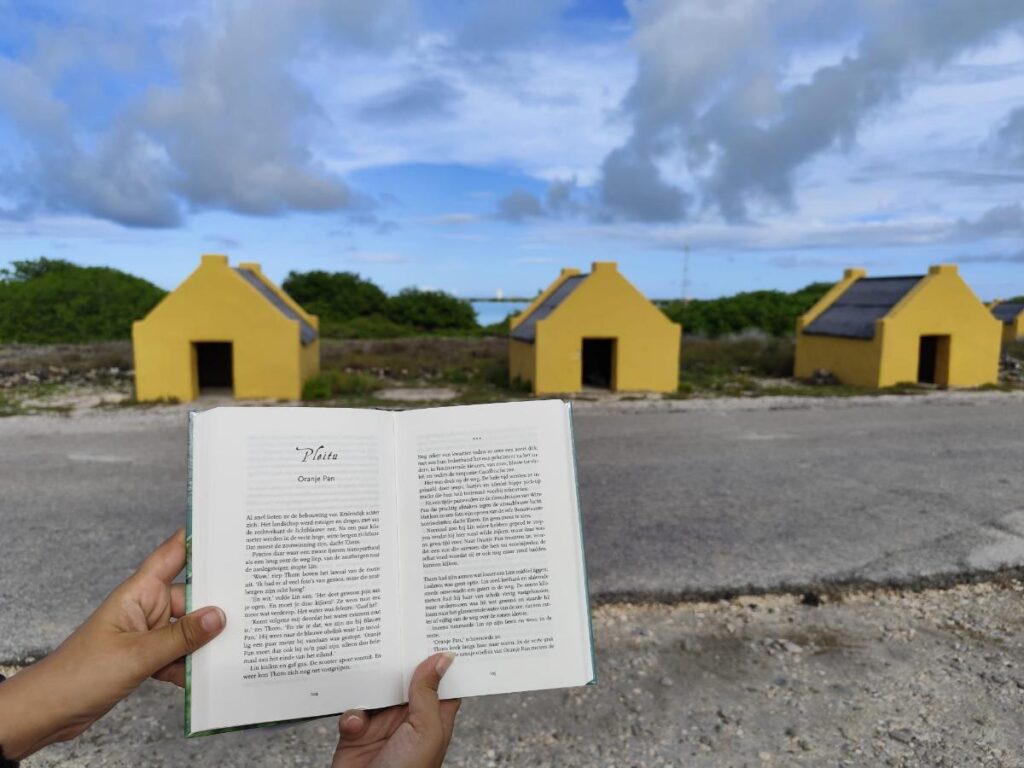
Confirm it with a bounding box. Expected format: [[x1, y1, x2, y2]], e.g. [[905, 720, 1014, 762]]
[[395, 400, 595, 699]]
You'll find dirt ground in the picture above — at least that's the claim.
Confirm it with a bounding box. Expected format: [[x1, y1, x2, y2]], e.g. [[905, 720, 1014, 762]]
[[9, 580, 1024, 767]]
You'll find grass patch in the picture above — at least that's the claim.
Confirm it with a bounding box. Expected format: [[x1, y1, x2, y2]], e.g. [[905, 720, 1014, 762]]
[[0, 394, 24, 417], [303, 371, 384, 401], [681, 333, 795, 377], [0, 341, 133, 373], [320, 338, 506, 384], [95, 395, 179, 408], [675, 334, 794, 397]]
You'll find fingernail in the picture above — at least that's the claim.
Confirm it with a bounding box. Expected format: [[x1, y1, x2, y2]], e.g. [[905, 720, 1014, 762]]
[[435, 652, 455, 677], [342, 714, 362, 734], [201, 607, 225, 633]]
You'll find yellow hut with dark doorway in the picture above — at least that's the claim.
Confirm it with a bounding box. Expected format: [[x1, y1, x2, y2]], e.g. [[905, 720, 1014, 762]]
[[509, 262, 681, 395], [795, 265, 1000, 389], [132, 255, 320, 402], [991, 300, 1024, 344]]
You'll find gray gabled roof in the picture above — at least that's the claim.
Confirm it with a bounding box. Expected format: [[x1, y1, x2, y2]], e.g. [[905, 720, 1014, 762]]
[[235, 268, 318, 345], [510, 274, 587, 343], [993, 301, 1024, 323], [803, 276, 923, 340]]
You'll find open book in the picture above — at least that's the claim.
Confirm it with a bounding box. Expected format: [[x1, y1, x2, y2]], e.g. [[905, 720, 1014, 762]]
[[186, 400, 595, 736]]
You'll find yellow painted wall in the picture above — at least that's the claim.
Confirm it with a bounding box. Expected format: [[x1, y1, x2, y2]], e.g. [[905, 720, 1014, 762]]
[[511, 262, 681, 395], [878, 265, 1000, 388], [795, 265, 1000, 389], [991, 302, 1024, 344], [1007, 313, 1024, 344], [508, 339, 535, 387], [132, 255, 320, 402], [237, 262, 322, 384], [794, 268, 880, 385], [794, 333, 882, 387]]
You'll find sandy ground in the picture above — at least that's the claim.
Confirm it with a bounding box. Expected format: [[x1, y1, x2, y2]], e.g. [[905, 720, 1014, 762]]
[[6, 380, 1024, 419], [376, 386, 458, 401], [6, 580, 1024, 767]]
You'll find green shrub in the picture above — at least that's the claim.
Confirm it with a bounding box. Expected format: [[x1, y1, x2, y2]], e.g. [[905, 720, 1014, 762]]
[[509, 376, 532, 394], [481, 311, 517, 336], [384, 289, 478, 331], [282, 270, 387, 323], [302, 371, 383, 400], [681, 334, 795, 378], [0, 258, 165, 342], [663, 282, 832, 337], [320, 314, 414, 339]]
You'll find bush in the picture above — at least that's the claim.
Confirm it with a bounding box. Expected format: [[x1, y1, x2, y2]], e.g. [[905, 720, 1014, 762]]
[[677, 334, 796, 394], [384, 289, 478, 332], [681, 333, 796, 378], [663, 282, 832, 337], [282, 270, 388, 323], [481, 311, 517, 336], [0, 258, 165, 342], [302, 371, 383, 400]]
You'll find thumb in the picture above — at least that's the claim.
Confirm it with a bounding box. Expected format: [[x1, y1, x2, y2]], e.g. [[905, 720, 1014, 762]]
[[407, 652, 455, 729], [135, 606, 225, 677]]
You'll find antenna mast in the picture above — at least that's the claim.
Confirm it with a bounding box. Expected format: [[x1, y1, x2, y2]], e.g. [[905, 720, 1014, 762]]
[[682, 243, 691, 304]]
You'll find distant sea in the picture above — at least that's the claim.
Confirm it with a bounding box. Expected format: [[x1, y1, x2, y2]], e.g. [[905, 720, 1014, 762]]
[[471, 300, 530, 326]]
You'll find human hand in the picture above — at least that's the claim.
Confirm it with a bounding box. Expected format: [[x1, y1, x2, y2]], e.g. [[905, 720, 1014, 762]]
[[0, 528, 225, 760], [331, 653, 461, 768]]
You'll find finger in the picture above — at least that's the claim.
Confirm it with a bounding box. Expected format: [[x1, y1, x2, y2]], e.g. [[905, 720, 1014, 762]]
[[171, 584, 186, 618], [439, 698, 461, 740], [337, 709, 369, 739], [152, 659, 185, 687], [136, 528, 187, 584], [133, 606, 225, 679], [407, 652, 455, 731]]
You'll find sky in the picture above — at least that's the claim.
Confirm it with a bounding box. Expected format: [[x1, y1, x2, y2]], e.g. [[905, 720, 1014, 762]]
[[1, 0, 1023, 301]]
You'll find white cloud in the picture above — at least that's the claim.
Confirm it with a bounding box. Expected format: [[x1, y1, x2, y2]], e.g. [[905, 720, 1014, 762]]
[[309, 32, 633, 182], [0, 0, 414, 227], [596, 0, 1024, 222]]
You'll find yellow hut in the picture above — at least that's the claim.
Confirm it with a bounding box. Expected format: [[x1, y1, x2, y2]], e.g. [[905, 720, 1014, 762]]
[[509, 262, 681, 395], [795, 265, 1000, 388], [991, 300, 1024, 344], [132, 255, 319, 402]]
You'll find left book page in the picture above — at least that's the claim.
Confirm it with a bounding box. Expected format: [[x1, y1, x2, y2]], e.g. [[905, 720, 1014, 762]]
[[187, 407, 403, 736]]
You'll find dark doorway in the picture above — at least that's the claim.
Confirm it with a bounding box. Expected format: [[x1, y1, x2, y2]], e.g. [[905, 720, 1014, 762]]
[[917, 335, 953, 386], [195, 342, 233, 392], [581, 338, 615, 389]]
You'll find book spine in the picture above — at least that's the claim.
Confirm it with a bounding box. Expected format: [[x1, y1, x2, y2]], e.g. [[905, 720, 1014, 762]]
[[184, 410, 196, 736], [565, 401, 598, 686]]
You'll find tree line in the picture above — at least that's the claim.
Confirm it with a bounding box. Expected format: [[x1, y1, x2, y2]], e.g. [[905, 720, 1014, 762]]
[[0, 257, 878, 343], [661, 283, 834, 338]]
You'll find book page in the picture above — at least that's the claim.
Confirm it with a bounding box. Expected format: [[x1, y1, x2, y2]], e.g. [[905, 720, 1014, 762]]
[[189, 407, 403, 734], [395, 400, 594, 699]]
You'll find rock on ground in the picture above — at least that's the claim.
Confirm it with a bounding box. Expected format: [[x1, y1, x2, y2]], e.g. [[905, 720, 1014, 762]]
[[14, 580, 1024, 767]]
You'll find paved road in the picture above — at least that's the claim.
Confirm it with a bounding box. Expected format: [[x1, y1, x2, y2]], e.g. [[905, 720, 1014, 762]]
[[2, 395, 1024, 660]]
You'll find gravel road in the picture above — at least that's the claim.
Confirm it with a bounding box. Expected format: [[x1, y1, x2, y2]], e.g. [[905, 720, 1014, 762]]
[[12, 579, 1024, 767]]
